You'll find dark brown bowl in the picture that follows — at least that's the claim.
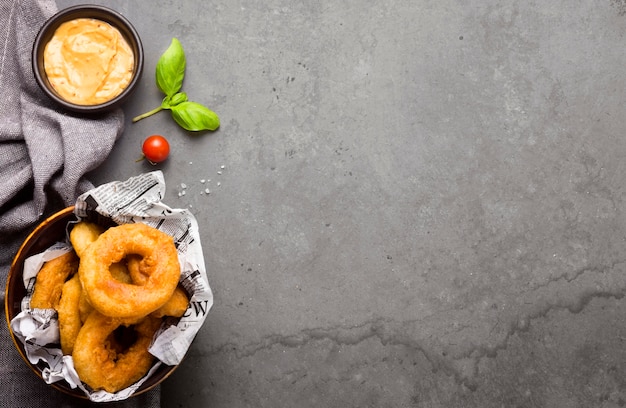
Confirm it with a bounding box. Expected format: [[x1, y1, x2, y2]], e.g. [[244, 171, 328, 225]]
[[4, 207, 177, 399], [32, 5, 144, 114]]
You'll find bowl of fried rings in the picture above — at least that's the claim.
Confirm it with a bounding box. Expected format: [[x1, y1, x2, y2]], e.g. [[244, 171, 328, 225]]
[[4, 206, 179, 399]]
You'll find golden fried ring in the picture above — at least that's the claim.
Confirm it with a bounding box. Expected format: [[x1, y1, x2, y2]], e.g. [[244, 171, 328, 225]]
[[30, 251, 79, 309], [71, 223, 135, 324], [71, 221, 137, 285], [70, 222, 148, 285], [72, 311, 161, 393], [79, 223, 180, 318], [57, 274, 83, 355], [69, 222, 105, 259], [78, 291, 94, 324], [109, 262, 133, 284], [126, 254, 148, 285], [151, 286, 189, 318]]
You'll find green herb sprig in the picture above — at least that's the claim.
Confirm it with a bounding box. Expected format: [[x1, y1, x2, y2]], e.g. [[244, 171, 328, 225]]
[[132, 38, 220, 132]]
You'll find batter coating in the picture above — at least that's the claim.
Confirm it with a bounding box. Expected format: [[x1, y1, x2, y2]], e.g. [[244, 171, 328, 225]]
[[152, 286, 189, 318], [78, 290, 94, 324], [30, 251, 79, 309], [69, 221, 105, 258], [57, 274, 83, 355], [72, 311, 161, 393], [78, 223, 180, 318], [71, 221, 138, 284]]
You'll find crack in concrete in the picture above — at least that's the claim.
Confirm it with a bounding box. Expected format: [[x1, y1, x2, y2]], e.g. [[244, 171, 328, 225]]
[[458, 289, 626, 360], [526, 259, 626, 291], [445, 285, 626, 390], [206, 262, 626, 392], [206, 316, 478, 387]]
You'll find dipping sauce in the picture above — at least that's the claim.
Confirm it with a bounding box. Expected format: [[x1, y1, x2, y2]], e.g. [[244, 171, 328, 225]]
[[43, 18, 134, 105]]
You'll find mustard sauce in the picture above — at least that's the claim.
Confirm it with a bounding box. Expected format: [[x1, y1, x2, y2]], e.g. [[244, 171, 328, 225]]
[[43, 18, 134, 105]]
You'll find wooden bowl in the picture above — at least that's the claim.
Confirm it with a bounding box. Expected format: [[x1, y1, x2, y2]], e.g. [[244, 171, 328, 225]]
[[4, 207, 177, 399]]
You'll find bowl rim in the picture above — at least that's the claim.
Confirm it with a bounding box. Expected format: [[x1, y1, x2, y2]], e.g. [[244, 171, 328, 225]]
[[4, 207, 80, 397], [4, 206, 178, 399], [32, 4, 144, 114]]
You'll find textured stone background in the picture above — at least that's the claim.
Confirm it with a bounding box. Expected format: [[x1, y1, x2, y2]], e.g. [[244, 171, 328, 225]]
[[58, 0, 626, 406]]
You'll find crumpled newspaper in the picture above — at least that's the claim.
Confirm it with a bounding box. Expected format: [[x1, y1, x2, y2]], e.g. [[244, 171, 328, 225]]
[[10, 171, 213, 402]]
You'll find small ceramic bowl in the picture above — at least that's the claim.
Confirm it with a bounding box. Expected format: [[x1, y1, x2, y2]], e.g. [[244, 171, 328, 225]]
[[32, 5, 144, 114], [4, 207, 176, 399]]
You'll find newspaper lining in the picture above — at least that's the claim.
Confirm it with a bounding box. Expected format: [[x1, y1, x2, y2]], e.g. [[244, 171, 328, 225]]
[[10, 171, 213, 402]]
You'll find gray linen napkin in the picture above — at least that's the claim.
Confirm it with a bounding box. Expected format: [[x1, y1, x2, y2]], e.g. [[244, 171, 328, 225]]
[[0, 0, 160, 406]]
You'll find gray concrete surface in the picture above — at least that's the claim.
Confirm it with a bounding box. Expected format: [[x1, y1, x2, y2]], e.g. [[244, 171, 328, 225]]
[[57, 0, 626, 406]]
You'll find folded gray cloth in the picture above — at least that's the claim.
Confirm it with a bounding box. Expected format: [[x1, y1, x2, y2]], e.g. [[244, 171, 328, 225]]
[[0, 0, 160, 406]]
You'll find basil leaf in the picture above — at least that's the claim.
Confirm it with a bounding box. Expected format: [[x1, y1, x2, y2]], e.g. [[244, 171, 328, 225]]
[[171, 101, 220, 131], [134, 38, 220, 132], [162, 92, 188, 109], [156, 38, 186, 96]]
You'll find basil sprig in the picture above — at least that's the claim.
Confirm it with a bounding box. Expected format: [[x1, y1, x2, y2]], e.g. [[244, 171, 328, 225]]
[[132, 38, 220, 132]]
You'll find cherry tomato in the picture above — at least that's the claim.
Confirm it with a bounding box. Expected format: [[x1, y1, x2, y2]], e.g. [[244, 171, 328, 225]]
[[142, 135, 170, 164]]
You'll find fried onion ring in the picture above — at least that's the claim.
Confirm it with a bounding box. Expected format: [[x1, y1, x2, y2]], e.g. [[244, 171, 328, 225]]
[[69, 222, 105, 259], [79, 223, 180, 318], [109, 262, 133, 284], [78, 290, 94, 324], [57, 274, 83, 355], [30, 251, 79, 309], [126, 254, 149, 285], [72, 311, 161, 393], [69, 221, 163, 286], [151, 286, 189, 318]]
